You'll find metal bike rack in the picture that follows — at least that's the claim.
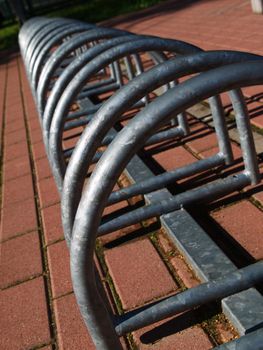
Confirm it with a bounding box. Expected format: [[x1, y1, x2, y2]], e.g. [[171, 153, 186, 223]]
[[47, 36, 204, 191], [69, 60, 263, 350], [20, 17, 204, 192], [62, 50, 262, 244], [19, 16, 263, 350]]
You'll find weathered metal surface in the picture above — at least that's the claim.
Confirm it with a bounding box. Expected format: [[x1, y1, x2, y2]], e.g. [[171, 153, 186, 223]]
[[19, 16, 263, 350], [69, 61, 263, 349]]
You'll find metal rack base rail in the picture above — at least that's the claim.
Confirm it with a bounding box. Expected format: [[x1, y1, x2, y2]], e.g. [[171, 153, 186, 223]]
[[18, 17, 263, 350], [69, 60, 263, 349]]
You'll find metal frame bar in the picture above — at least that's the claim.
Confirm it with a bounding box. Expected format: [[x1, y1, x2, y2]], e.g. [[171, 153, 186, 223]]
[[30, 24, 95, 91], [25, 21, 81, 75], [36, 28, 129, 114], [61, 50, 261, 244], [19, 17, 263, 350], [69, 61, 263, 349], [20, 18, 66, 58], [115, 261, 263, 335], [41, 35, 137, 142], [47, 37, 202, 191]]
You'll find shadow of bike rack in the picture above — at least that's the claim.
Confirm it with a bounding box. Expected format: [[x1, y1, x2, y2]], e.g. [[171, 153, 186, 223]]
[[19, 16, 263, 350]]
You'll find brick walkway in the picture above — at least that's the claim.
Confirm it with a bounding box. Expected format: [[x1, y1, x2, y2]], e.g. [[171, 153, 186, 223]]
[[1, 1, 263, 349]]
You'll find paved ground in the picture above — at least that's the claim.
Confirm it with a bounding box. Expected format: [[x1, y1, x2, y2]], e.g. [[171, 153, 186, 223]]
[[0, 0, 263, 349]]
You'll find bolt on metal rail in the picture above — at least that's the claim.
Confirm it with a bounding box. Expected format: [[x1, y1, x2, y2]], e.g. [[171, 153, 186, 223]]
[[19, 16, 263, 350]]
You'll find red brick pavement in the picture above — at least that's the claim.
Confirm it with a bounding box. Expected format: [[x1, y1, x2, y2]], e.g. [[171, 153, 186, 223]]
[[1, 1, 263, 349]]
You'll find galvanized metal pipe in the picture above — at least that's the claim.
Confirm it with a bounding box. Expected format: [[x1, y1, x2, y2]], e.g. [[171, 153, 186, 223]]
[[62, 50, 261, 244], [28, 22, 85, 76], [229, 89, 260, 184], [22, 20, 75, 79], [70, 61, 263, 349], [42, 35, 138, 150], [209, 95, 233, 164], [21, 18, 69, 59], [49, 37, 202, 191], [19, 19, 263, 349], [98, 173, 250, 235], [19, 17, 57, 56], [36, 28, 129, 114], [31, 24, 95, 91], [115, 261, 263, 335], [107, 154, 225, 205]]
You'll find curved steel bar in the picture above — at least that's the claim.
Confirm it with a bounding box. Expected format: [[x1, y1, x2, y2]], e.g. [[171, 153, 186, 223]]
[[91, 84, 261, 235], [24, 18, 83, 58], [31, 24, 96, 91], [25, 21, 79, 66], [98, 91, 260, 234], [115, 261, 263, 335], [19, 17, 54, 57], [25, 22, 76, 83], [25, 20, 77, 74], [69, 60, 263, 349], [37, 28, 129, 115], [19, 17, 55, 49], [42, 35, 138, 150], [20, 17, 65, 40], [21, 19, 73, 77], [62, 50, 262, 244], [48, 37, 202, 191]]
